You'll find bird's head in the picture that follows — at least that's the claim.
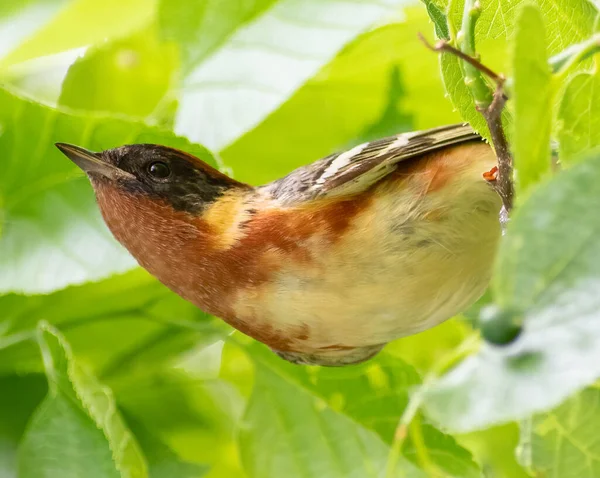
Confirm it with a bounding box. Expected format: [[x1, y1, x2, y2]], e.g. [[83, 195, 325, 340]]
[[56, 143, 249, 215], [55, 142, 253, 278]]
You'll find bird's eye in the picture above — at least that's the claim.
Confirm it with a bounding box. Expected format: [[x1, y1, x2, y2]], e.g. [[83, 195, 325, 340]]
[[147, 161, 170, 179]]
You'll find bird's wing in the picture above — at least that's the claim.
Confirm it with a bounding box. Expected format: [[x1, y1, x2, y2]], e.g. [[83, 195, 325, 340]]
[[263, 124, 483, 205]]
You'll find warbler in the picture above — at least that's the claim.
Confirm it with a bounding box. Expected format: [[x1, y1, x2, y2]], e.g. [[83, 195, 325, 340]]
[[56, 124, 501, 366]]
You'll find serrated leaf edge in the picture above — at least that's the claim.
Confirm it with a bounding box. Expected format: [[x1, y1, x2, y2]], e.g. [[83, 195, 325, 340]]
[[37, 321, 147, 478]]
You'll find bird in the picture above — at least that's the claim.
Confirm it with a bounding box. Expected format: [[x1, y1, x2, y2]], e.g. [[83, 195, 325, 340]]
[[56, 123, 502, 366]]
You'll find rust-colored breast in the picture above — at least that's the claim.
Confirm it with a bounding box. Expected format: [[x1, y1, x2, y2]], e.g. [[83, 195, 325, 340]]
[[93, 180, 371, 350]]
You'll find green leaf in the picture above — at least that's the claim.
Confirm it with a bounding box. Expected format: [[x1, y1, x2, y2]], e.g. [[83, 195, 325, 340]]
[[427, 0, 508, 141], [0, 86, 216, 294], [352, 66, 413, 144], [518, 386, 600, 477], [162, 0, 413, 151], [0, 270, 224, 376], [239, 361, 427, 478], [222, 8, 460, 185], [0, 0, 158, 104], [59, 26, 178, 118], [431, 0, 596, 141], [512, 5, 554, 195], [558, 70, 600, 163], [20, 396, 125, 478], [0, 0, 69, 61], [445, 0, 596, 51], [158, 0, 276, 72], [238, 343, 480, 478], [424, 1, 450, 40], [127, 418, 209, 478], [458, 424, 530, 478], [439, 52, 507, 141], [423, 151, 600, 432], [0, 374, 47, 477], [388, 319, 530, 477], [439, 55, 486, 140], [0, 0, 155, 68], [19, 323, 147, 477], [549, 35, 600, 73], [386, 318, 473, 374], [117, 368, 246, 478]]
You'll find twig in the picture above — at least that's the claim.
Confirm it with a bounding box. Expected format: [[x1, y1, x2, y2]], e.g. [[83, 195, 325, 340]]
[[418, 0, 514, 214], [384, 334, 480, 477], [384, 383, 427, 478], [408, 414, 438, 477], [483, 86, 513, 212], [418, 33, 503, 84]]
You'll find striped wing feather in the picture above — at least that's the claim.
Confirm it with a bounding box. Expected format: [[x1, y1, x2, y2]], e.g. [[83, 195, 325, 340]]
[[264, 124, 482, 204]]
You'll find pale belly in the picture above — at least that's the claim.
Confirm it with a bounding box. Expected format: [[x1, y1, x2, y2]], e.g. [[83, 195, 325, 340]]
[[230, 159, 502, 363]]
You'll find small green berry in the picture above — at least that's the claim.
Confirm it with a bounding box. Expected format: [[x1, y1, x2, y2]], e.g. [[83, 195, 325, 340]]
[[479, 305, 523, 346]]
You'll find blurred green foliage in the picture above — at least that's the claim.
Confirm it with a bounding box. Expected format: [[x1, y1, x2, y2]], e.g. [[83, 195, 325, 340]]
[[1, 0, 599, 477]]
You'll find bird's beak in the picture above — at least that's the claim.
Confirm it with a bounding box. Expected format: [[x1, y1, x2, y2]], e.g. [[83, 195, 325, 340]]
[[55, 143, 135, 180]]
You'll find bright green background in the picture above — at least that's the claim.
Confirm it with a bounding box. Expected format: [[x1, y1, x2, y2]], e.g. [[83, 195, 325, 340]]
[[1, 0, 599, 476]]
